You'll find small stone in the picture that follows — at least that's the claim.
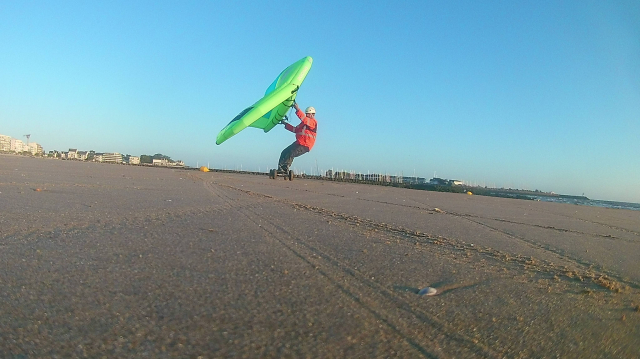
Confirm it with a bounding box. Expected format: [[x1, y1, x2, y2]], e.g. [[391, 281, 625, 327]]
[[418, 287, 437, 296]]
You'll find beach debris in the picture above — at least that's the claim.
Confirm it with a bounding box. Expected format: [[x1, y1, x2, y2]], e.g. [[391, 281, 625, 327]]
[[467, 191, 473, 195], [593, 275, 625, 292], [434, 208, 443, 213], [418, 287, 437, 296]]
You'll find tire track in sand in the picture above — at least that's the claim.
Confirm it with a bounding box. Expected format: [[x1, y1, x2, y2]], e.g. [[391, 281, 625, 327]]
[[201, 179, 499, 358], [211, 180, 637, 294], [258, 180, 640, 242]]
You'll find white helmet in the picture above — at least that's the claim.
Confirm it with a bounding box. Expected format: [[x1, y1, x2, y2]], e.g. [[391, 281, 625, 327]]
[[305, 106, 316, 114]]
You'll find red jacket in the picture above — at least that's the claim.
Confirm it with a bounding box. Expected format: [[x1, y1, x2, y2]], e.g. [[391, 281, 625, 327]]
[[285, 108, 317, 150]]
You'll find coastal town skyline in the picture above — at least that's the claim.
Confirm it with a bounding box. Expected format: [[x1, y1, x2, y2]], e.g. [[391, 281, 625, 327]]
[[0, 132, 184, 167], [0, 131, 544, 188], [6, 131, 640, 210]]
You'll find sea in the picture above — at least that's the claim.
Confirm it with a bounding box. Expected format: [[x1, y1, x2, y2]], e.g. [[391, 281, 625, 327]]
[[530, 196, 640, 211]]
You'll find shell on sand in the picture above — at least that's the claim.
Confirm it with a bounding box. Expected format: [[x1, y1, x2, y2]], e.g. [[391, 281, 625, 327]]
[[418, 287, 437, 296]]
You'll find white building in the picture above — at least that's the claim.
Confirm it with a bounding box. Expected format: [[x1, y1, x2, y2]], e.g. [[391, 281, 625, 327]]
[[101, 153, 122, 163], [76, 151, 88, 161], [10, 139, 26, 153], [0, 134, 11, 152], [152, 158, 170, 166], [28, 142, 44, 155], [128, 156, 140, 165], [0, 135, 42, 154]]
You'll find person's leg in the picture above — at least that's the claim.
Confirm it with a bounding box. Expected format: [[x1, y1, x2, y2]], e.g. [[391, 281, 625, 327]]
[[277, 142, 298, 173], [289, 143, 310, 159], [278, 142, 309, 173]]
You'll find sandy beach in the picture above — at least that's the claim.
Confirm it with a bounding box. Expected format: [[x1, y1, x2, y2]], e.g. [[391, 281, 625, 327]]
[[1, 154, 639, 358]]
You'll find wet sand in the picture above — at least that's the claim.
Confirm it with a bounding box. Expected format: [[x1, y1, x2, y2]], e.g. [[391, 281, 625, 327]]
[[1, 154, 639, 358]]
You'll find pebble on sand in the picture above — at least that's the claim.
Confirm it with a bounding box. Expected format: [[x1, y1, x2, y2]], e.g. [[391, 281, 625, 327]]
[[418, 287, 437, 296]]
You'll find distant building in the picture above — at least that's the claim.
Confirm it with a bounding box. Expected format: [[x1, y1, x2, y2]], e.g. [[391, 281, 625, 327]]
[[429, 177, 464, 186], [27, 142, 44, 155], [331, 170, 355, 180], [323, 170, 427, 184], [0, 135, 43, 155], [128, 156, 140, 165], [68, 149, 78, 159], [0, 134, 11, 152], [363, 173, 379, 181], [10, 139, 26, 153], [153, 158, 169, 166], [101, 153, 123, 163], [75, 151, 88, 160]]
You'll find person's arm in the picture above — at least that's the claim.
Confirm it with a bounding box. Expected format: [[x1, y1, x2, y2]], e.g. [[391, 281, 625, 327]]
[[281, 108, 296, 132], [293, 103, 306, 121]]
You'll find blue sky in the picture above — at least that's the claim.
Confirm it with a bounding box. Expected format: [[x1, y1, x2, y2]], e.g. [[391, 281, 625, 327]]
[[1, 1, 639, 203]]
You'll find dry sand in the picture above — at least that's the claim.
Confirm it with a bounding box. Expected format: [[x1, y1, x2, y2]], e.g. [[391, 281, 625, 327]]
[[1, 154, 639, 358]]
